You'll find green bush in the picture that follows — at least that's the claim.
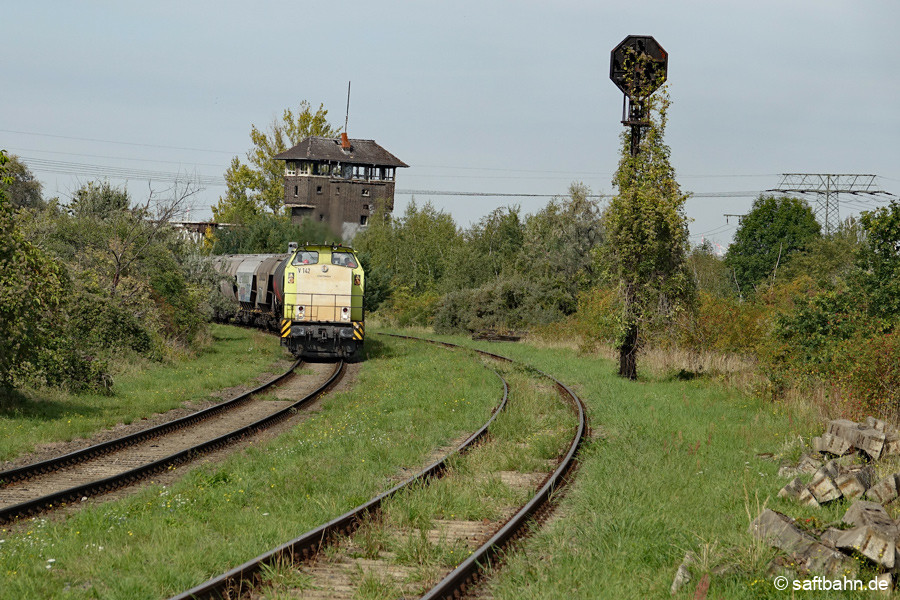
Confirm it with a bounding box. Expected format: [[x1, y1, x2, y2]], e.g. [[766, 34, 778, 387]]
[[433, 278, 569, 334]]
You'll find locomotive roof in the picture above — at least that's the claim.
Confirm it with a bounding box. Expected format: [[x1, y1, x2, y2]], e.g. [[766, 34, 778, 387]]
[[274, 136, 408, 168]]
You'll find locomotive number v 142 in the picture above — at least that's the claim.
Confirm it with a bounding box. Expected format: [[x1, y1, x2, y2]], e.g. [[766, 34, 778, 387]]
[[213, 243, 365, 361]]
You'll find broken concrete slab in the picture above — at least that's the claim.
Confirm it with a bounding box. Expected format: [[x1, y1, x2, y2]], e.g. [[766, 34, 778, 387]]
[[836, 466, 875, 500], [749, 509, 815, 553], [819, 527, 845, 549], [856, 427, 887, 460], [750, 510, 850, 575], [814, 432, 853, 456], [798, 454, 824, 475], [778, 477, 806, 501], [828, 419, 863, 441], [836, 501, 899, 569], [867, 416, 888, 432], [809, 471, 842, 504], [815, 460, 841, 481], [866, 474, 899, 505], [835, 525, 896, 568], [798, 486, 821, 508], [843, 500, 897, 534]]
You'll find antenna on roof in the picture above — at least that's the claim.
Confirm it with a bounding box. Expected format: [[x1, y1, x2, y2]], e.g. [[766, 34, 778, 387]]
[[344, 81, 351, 135]]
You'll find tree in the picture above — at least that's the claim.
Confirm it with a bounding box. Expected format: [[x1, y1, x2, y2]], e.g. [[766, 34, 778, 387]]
[[779, 217, 864, 290], [57, 179, 200, 298], [857, 200, 900, 320], [354, 200, 462, 296], [439, 206, 525, 293], [600, 88, 694, 379], [1, 154, 43, 209], [687, 241, 733, 297], [518, 182, 603, 313], [212, 101, 338, 223], [724, 194, 821, 295], [0, 151, 65, 391], [210, 213, 333, 255]]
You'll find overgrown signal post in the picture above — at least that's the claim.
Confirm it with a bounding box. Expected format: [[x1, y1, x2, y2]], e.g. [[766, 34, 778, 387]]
[[610, 35, 668, 158], [608, 35, 669, 379]]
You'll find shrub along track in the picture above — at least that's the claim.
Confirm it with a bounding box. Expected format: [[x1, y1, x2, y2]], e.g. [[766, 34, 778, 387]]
[[0, 359, 344, 524], [170, 334, 586, 600]]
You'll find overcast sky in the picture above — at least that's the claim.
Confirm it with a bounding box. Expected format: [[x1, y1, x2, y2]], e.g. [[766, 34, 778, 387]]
[[4, 1, 898, 249]]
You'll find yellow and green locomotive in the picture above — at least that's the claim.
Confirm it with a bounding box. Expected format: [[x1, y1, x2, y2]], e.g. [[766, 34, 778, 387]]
[[278, 243, 364, 360], [214, 243, 365, 360]]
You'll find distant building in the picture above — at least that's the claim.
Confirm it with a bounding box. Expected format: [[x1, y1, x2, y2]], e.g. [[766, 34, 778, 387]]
[[167, 220, 237, 243], [274, 134, 408, 239]]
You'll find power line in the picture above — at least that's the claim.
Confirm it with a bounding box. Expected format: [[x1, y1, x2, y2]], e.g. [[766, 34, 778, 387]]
[[6, 146, 228, 168], [21, 155, 225, 187], [1, 128, 235, 154]]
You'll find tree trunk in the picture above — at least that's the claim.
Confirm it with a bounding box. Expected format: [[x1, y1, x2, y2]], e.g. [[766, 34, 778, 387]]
[[618, 321, 638, 380], [618, 285, 639, 380]]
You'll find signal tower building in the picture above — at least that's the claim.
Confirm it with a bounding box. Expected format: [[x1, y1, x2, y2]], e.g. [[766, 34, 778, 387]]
[[275, 133, 408, 239]]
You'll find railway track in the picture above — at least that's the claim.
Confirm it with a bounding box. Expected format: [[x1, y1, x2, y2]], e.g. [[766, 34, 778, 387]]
[[0, 359, 345, 524], [171, 334, 587, 600]]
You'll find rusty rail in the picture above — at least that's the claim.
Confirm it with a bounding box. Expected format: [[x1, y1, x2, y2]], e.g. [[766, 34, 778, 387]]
[[0, 360, 345, 524], [170, 333, 586, 600]]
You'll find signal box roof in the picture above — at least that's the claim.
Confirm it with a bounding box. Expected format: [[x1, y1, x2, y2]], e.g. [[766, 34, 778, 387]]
[[275, 136, 408, 168]]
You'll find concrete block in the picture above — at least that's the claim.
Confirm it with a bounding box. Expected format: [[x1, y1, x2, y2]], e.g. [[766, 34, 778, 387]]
[[884, 433, 900, 457], [866, 474, 899, 505], [836, 525, 896, 568], [820, 527, 844, 549], [809, 472, 842, 504], [814, 432, 853, 456], [799, 486, 821, 508], [867, 416, 887, 432], [843, 500, 897, 534], [798, 454, 824, 475], [670, 551, 695, 596], [797, 540, 854, 575], [827, 419, 862, 441], [836, 466, 876, 500], [749, 509, 815, 553], [815, 460, 841, 481], [778, 477, 806, 500], [857, 427, 887, 460]]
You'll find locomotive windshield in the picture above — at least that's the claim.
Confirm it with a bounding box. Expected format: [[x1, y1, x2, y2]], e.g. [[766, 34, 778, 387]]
[[292, 250, 319, 265], [331, 252, 357, 268]]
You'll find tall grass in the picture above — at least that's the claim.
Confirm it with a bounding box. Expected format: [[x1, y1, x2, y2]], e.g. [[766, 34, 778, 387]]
[[389, 332, 839, 599]]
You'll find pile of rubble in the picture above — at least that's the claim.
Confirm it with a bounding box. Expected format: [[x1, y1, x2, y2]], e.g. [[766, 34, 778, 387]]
[[750, 417, 900, 584], [778, 417, 900, 507]]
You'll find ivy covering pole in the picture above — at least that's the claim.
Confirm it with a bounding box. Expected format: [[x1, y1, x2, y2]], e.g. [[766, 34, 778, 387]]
[[604, 37, 693, 380]]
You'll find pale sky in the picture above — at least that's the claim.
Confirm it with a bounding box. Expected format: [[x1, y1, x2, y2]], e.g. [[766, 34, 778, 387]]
[[4, 1, 898, 249]]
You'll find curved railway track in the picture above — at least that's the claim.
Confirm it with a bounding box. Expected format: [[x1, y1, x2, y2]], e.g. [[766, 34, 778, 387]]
[[171, 334, 587, 600], [0, 359, 345, 524]]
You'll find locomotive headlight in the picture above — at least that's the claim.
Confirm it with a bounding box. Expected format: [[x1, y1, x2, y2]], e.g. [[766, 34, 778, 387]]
[[296, 305, 305, 319], [340, 307, 350, 321]]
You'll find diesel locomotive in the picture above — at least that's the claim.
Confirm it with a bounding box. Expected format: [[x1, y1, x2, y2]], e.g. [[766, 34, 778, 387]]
[[214, 243, 364, 360]]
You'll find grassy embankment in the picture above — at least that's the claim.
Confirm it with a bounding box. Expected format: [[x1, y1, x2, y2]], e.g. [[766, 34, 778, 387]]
[[379, 331, 869, 600], [0, 334, 499, 599], [0, 324, 285, 462]]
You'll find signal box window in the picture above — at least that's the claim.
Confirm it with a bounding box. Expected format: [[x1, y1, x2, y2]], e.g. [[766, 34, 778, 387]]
[[292, 250, 319, 265], [331, 251, 357, 268]]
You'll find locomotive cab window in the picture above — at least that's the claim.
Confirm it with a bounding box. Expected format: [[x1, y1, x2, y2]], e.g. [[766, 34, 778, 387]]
[[331, 251, 357, 268], [292, 250, 319, 265]]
